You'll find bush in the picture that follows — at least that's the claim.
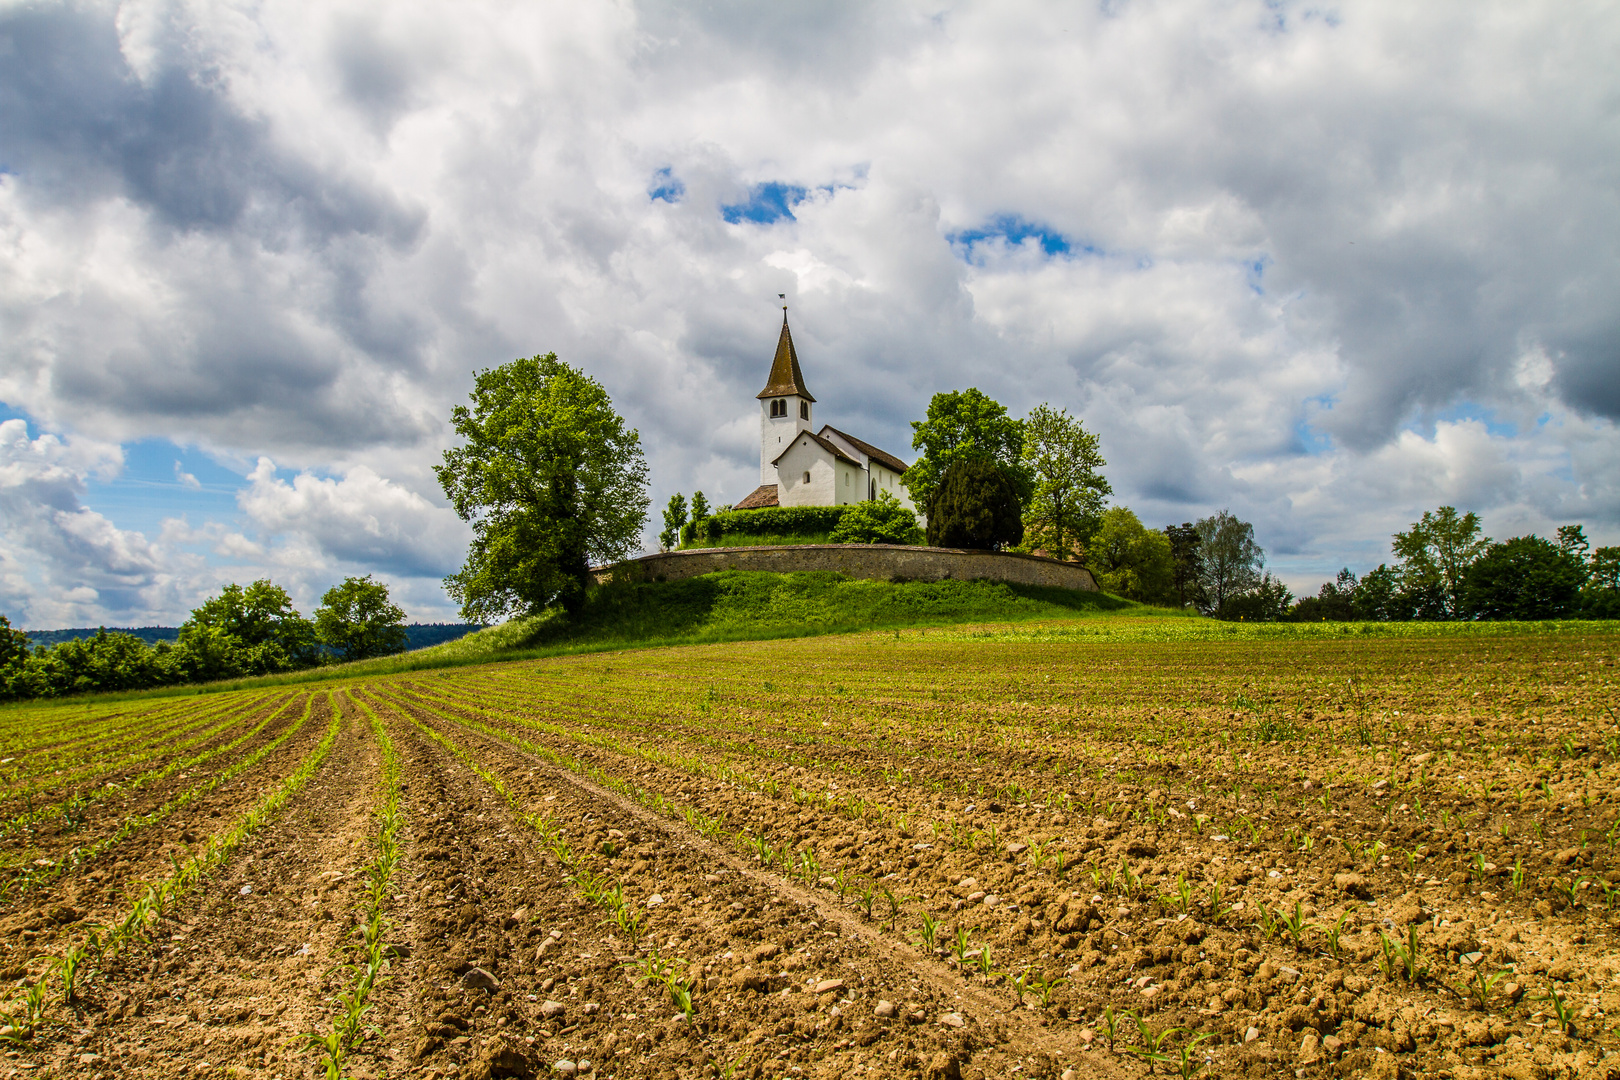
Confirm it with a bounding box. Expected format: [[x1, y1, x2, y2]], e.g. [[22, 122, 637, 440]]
[[829, 492, 924, 545], [691, 505, 852, 545], [926, 459, 1023, 550]]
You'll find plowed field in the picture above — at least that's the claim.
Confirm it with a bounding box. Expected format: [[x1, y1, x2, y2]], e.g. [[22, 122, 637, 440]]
[[2, 619, 1617, 1080]]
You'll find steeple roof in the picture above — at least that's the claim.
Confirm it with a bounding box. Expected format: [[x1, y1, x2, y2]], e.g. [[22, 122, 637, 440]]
[[756, 313, 816, 401]]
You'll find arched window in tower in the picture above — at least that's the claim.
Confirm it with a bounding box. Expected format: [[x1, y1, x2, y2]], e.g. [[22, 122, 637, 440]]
[[800, 401, 809, 420], [769, 398, 786, 418]]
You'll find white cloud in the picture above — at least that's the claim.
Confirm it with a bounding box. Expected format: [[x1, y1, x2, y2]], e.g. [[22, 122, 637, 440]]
[[237, 457, 468, 579]]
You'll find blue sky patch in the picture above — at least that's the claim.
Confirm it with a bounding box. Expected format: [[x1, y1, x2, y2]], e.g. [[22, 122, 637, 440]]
[[648, 167, 684, 203], [948, 215, 1080, 261], [721, 182, 808, 225]]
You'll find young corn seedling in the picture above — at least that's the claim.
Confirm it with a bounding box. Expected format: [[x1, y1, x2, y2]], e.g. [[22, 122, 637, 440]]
[[1459, 967, 1510, 1011], [1126, 1018, 1185, 1069], [1551, 875, 1586, 910], [1510, 857, 1525, 895], [949, 926, 976, 966], [915, 912, 941, 954], [1100, 1003, 1136, 1051], [1255, 904, 1280, 941], [1031, 971, 1067, 1008], [1163, 1031, 1215, 1079], [857, 881, 878, 921], [1278, 900, 1308, 951], [1536, 986, 1575, 1037], [975, 944, 999, 982], [297, 1028, 344, 1080], [1317, 910, 1350, 960]]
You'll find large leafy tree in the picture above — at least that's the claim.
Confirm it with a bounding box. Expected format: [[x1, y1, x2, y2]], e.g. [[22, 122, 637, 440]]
[[926, 459, 1023, 550], [1586, 545, 1620, 618], [0, 615, 32, 699], [904, 389, 1031, 512], [315, 575, 410, 662], [171, 580, 319, 679], [1391, 506, 1489, 619], [1020, 404, 1110, 560], [437, 354, 649, 619], [1193, 510, 1264, 613], [1462, 535, 1586, 620], [1087, 507, 1175, 603]]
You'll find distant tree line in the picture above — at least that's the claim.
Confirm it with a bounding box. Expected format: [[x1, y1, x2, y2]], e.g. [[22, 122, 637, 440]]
[[0, 575, 410, 699], [1285, 512, 1614, 623]]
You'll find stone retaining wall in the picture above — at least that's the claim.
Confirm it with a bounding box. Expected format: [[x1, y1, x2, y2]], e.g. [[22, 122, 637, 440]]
[[592, 544, 1099, 592]]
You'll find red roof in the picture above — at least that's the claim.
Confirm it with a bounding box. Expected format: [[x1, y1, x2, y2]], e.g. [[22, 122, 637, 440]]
[[732, 484, 780, 510]]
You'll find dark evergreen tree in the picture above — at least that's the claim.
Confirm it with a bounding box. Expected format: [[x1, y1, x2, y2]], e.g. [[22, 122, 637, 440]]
[[1164, 523, 1205, 609], [926, 459, 1023, 550]]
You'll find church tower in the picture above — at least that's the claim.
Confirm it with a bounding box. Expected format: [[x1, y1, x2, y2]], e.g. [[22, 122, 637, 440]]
[[757, 312, 815, 486]]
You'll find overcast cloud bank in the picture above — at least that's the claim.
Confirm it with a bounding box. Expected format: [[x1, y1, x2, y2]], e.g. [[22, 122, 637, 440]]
[[1, 0, 1616, 626]]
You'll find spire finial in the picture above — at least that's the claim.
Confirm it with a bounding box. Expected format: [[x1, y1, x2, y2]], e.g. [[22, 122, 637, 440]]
[[778, 293, 787, 319]]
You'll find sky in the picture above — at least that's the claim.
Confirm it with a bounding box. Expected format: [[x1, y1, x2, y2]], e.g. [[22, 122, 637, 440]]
[[1, 0, 1617, 629]]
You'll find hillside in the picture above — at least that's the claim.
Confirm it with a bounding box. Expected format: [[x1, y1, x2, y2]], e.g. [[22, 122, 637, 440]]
[[23, 623, 483, 651]]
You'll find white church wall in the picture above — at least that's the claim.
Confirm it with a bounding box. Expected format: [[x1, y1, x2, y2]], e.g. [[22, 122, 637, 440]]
[[775, 436, 840, 507]]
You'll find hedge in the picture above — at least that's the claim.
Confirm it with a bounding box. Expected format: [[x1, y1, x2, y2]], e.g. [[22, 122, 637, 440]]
[[692, 505, 852, 544]]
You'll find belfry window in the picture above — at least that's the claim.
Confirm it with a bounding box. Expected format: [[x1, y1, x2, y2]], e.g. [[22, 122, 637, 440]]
[[800, 401, 809, 420], [770, 398, 786, 418]]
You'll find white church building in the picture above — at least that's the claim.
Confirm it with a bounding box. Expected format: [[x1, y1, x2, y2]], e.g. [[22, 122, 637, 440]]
[[732, 315, 919, 514]]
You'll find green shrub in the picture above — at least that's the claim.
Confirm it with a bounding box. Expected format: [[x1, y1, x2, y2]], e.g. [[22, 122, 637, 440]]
[[829, 493, 923, 545], [691, 505, 852, 545]]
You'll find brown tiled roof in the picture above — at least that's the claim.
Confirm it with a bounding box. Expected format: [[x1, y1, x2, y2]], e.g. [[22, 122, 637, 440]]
[[818, 425, 909, 474], [756, 314, 816, 401], [732, 484, 780, 510], [772, 430, 862, 468]]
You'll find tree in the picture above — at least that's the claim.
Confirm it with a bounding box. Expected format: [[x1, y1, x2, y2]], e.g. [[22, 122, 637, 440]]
[[1353, 564, 1404, 621], [1391, 506, 1489, 620], [1193, 510, 1264, 613], [681, 491, 711, 546], [0, 615, 32, 699], [904, 389, 1031, 512], [170, 580, 318, 679], [659, 494, 688, 552], [18, 630, 168, 696], [1462, 535, 1586, 620], [1291, 568, 1359, 621], [1087, 507, 1175, 603], [1584, 546, 1620, 619], [926, 459, 1023, 550], [1218, 573, 1294, 621], [315, 575, 410, 662], [1164, 524, 1205, 609], [437, 353, 650, 620], [829, 491, 924, 545], [1019, 404, 1110, 560]]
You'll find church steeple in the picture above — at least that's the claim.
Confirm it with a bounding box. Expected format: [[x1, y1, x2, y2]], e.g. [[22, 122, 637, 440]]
[[756, 312, 816, 402]]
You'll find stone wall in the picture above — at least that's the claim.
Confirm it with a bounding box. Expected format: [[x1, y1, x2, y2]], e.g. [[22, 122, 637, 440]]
[[592, 544, 1099, 592]]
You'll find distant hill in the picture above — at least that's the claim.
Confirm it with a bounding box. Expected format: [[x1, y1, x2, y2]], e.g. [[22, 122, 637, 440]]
[[24, 623, 484, 652]]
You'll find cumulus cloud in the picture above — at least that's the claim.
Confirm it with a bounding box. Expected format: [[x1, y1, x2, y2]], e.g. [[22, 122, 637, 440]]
[[0, 0, 1616, 616], [0, 418, 183, 626], [237, 457, 468, 578]]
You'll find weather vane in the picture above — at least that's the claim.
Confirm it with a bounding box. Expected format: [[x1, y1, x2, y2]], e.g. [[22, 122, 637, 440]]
[[779, 292, 786, 312]]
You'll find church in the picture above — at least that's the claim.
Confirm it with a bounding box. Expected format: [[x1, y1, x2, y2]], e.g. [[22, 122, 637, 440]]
[[732, 314, 919, 514]]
